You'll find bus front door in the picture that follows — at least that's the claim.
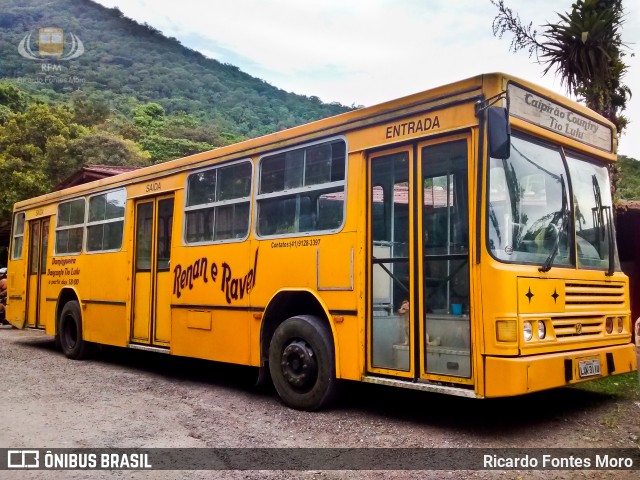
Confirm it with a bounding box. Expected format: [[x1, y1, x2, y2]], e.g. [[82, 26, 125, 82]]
[[418, 137, 472, 384], [25, 217, 50, 329], [131, 195, 174, 347], [368, 135, 473, 385]]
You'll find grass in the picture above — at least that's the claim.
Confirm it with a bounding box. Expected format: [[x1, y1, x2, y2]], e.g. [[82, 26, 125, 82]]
[[572, 372, 640, 399]]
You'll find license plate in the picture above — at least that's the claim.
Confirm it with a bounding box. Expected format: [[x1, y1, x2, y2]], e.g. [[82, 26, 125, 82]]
[[578, 358, 601, 378]]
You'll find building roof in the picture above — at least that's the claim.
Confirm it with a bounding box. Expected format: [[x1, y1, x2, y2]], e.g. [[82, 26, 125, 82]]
[[54, 165, 142, 191], [617, 200, 640, 211], [0, 165, 143, 249], [327, 185, 453, 207]]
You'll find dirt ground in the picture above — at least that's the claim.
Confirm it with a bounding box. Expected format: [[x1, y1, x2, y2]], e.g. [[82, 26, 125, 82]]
[[1, 325, 639, 479]]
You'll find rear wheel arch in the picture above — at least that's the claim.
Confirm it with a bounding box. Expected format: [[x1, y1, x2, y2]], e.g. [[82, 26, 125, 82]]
[[260, 289, 339, 374]]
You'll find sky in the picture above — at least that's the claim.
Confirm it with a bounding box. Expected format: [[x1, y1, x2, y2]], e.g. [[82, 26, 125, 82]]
[[93, 0, 640, 159]]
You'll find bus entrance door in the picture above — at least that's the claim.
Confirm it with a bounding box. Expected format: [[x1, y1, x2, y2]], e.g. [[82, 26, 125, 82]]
[[368, 136, 473, 385], [368, 147, 414, 377], [25, 217, 50, 329], [131, 195, 174, 347], [418, 137, 472, 383]]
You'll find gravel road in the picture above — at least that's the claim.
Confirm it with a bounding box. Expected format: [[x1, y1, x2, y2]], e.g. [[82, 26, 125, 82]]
[[1, 325, 638, 479]]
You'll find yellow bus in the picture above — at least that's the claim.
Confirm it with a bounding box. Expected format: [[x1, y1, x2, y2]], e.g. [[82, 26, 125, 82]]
[[6, 73, 637, 410]]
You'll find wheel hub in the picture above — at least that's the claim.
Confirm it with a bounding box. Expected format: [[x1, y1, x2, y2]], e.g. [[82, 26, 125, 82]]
[[281, 340, 318, 389]]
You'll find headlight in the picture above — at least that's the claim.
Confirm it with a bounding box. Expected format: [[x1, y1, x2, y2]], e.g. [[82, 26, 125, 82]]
[[606, 317, 613, 334], [617, 317, 623, 333], [523, 321, 533, 341], [538, 320, 546, 340]]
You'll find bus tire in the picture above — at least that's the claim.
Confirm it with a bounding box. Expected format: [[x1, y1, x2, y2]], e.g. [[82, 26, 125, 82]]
[[268, 315, 337, 411], [59, 300, 91, 360]]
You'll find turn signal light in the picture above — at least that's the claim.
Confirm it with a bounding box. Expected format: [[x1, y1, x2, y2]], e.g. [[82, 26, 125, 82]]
[[496, 320, 517, 342]]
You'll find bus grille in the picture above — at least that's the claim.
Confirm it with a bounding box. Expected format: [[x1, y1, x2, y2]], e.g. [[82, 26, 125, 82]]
[[551, 316, 603, 338], [564, 282, 625, 310]]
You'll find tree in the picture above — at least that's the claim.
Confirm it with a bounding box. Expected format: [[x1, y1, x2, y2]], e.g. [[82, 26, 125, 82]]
[[0, 83, 27, 115], [71, 93, 111, 127], [0, 103, 89, 219], [67, 133, 151, 167], [131, 104, 221, 162], [491, 0, 631, 134], [616, 155, 640, 200], [138, 135, 216, 164], [133, 103, 166, 135]]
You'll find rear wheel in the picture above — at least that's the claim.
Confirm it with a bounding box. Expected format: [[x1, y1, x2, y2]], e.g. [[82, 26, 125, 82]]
[[269, 315, 337, 411], [59, 300, 92, 360]]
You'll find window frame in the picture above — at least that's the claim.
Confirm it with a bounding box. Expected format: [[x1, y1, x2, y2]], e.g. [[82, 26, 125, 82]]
[[254, 136, 348, 239], [11, 212, 26, 260], [54, 197, 87, 256], [563, 148, 620, 272], [84, 187, 127, 254], [183, 158, 254, 246]]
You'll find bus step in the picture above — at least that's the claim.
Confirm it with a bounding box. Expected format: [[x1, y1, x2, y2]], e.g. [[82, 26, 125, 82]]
[[128, 343, 170, 354], [361, 375, 476, 398]]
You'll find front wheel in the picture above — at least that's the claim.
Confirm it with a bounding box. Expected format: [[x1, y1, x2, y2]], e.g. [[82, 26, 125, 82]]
[[268, 315, 337, 411], [59, 300, 92, 360]]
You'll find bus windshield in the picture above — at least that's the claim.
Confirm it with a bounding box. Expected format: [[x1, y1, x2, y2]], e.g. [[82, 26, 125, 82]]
[[488, 135, 617, 271]]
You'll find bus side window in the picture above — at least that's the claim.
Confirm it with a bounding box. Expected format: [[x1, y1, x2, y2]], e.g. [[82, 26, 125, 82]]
[[257, 139, 346, 237], [185, 161, 252, 243], [488, 165, 507, 252]]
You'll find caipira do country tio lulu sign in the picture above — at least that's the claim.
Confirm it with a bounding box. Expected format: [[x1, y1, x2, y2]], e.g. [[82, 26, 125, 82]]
[[507, 83, 614, 152]]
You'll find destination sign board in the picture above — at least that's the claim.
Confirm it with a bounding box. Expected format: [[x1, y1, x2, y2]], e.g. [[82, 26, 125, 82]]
[[507, 83, 613, 152]]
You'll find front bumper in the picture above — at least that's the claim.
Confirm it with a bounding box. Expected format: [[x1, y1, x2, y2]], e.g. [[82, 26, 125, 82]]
[[484, 343, 637, 397]]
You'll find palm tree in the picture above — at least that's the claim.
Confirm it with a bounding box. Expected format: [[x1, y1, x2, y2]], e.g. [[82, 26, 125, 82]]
[[491, 0, 631, 134]]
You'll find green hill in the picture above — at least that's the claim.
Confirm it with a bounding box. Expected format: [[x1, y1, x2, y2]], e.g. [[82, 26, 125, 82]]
[[0, 0, 350, 138], [0, 0, 354, 224]]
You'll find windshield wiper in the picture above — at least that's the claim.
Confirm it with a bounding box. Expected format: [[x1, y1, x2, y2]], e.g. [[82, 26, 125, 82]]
[[592, 175, 615, 276], [605, 206, 615, 276], [539, 175, 568, 273]]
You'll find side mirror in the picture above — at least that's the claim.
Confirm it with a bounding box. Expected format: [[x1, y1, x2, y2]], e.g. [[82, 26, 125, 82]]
[[487, 106, 511, 159]]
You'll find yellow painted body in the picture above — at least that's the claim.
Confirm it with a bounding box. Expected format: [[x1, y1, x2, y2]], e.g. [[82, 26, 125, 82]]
[[6, 73, 636, 400]]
